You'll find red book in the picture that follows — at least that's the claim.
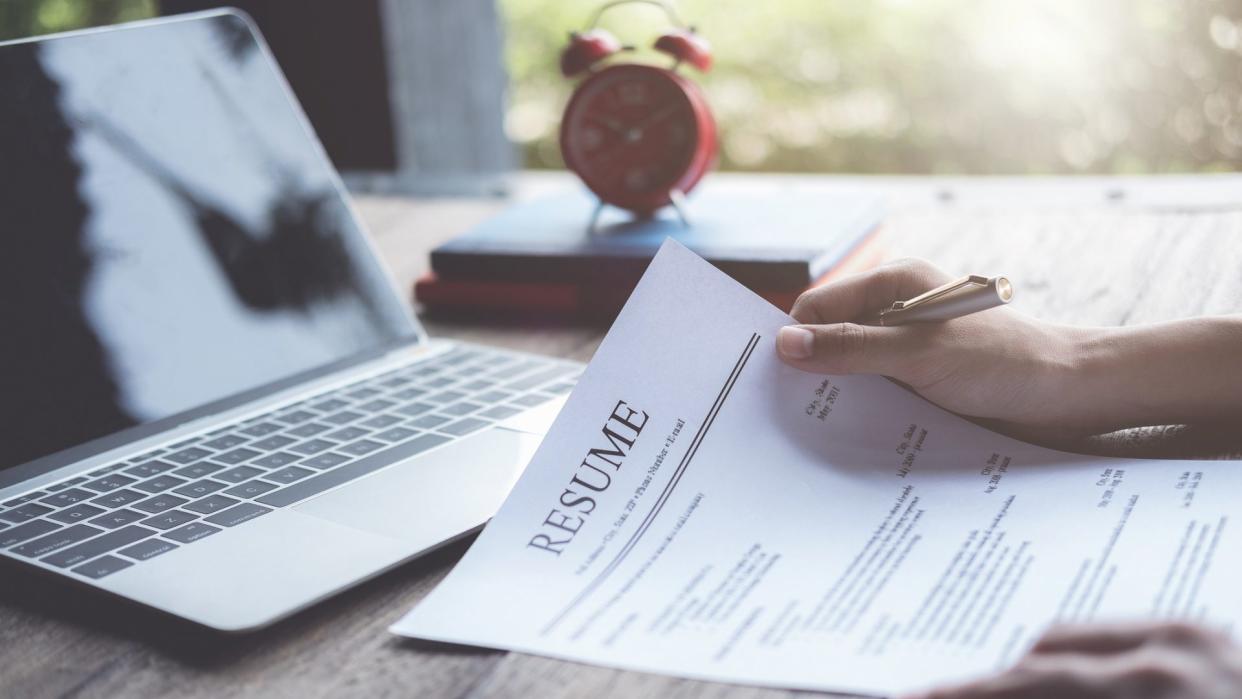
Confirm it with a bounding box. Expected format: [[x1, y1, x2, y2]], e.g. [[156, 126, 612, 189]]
[[415, 235, 885, 320]]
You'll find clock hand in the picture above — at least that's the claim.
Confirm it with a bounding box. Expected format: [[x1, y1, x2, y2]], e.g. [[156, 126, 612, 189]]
[[631, 104, 680, 133], [589, 115, 628, 136]]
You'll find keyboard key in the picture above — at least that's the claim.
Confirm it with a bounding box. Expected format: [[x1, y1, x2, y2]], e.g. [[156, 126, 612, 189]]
[[545, 382, 576, 394], [286, 423, 330, 438], [172, 480, 227, 498], [441, 402, 482, 417], [201, 434, 249, 451], [340, 439, 384, 456], [173, 461, 225, 479], [49, 504, 106, 524], [275, 410, 316, 424], [506, 366, 574, 391], [458, 379, 495, 391], [134, 475, 188, 494], [125, 460, 177, 478], [379, 376, 411, 388], [215, 465, 264, 483], [326, 426, 371, 442], [396, 402, 434, 417], [3, 492, 46, 507], [474, 389, 513, 404], [439, 418, 489, 437], [480, 405, 523, 420], [41, 525, 153, 567], [257, 434, 450, 508], [345, 387, 380, 400], [300, 452, 351, 470], [119, 538, 179, 561], [289, 439, 334, 455], [426, 390, 466, 404], [408, 414, 451, 430], [12, 524, 103, 558], [39, 488, 95, 508], [391, 387, 425, 401], [215, 448, 261, 465], [374, 426, 418, 442], [252, 452, 300, 468], [439, 348, 479, 365], [323, 410, 364, 425], [423, 377, 455, 389], [164, 522, 221, 543], [223, 480, 278, 499], [184, 494, 239, 515], [265, 466, 314, 484], [91, 489, 146, 509], [166, 447, 212, 464], [88, 509, 147, 529], [0, 519, 61, 547], [239, 422, 282, 437], [510, 393, 554, 408], [46, 482, 71, 492], [359, 415, 401, 429], [71, 555, 133, 579], [133, 494, 190, 514], [309, 398, 349, 412], [141, 510, 197, 531], [251, 434, 297, 450], [205, 502, 272, 527], [63, 477, 88, 487], [490, 359, 539, 379], [82, 474, 137, 493], [357, 398, 396, 413], [87, 464, 125, 477], [0, 503, 53, 523]]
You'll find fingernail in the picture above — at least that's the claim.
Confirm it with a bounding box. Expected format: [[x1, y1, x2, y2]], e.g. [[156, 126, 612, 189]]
[[778, 326, 813, 359]]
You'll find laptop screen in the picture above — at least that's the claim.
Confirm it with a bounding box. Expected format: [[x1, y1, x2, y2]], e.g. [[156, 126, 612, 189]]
[[0, 13, 420, 472]]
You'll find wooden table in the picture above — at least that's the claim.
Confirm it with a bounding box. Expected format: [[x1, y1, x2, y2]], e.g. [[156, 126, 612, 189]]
[[5, 174, 1242, 698]]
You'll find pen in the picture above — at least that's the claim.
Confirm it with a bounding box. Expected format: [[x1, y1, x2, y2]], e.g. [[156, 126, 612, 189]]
[[868, 275, 1013, 326]]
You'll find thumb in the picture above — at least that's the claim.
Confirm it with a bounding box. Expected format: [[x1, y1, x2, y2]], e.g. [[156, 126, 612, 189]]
[[776, 323, 920, 377]]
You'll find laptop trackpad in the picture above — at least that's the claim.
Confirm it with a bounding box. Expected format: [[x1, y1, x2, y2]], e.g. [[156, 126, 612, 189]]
[[294, 428, 541, 546]]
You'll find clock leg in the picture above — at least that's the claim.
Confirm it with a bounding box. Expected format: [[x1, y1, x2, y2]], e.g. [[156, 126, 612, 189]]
[[669, 188, 691, 227], [586, 199, 608, 235]]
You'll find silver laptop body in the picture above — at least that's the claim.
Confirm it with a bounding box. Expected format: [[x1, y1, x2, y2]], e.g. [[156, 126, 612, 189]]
[[0, 10, 576, 631]]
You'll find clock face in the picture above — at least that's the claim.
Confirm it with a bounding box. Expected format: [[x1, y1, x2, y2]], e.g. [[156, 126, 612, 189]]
[[561, 64, 714, 212]]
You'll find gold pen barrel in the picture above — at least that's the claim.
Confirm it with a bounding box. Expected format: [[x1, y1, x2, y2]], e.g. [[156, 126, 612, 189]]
[[878, 276, 1012, 325]]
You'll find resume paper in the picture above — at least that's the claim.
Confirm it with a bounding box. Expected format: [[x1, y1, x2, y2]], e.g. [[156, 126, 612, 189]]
[[393, 241, 1242, 696]]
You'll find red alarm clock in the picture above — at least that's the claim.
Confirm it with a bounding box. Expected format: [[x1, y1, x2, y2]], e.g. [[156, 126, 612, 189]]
[[558, 0, 716, 223]]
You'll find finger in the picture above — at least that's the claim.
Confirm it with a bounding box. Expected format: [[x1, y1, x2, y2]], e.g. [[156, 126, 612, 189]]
[[790, 258, 951, 325], [776, 322, 924, 377], [1031, 621, 1224, 656], [902, 657, 1104, 699]]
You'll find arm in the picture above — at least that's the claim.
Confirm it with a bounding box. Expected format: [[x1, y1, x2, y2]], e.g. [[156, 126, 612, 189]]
[[901, 621, 1242, 699], [1069, 318, 1242, 432], [776, 259, 1242, 436]]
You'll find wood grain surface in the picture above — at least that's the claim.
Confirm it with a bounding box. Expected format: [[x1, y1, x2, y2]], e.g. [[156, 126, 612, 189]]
[[3, 175, 1240, 699]]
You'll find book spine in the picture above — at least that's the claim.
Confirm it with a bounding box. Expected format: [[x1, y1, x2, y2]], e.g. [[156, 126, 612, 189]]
[[429, 250, 815, 291]]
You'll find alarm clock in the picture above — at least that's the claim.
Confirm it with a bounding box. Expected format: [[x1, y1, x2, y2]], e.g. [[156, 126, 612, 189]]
[[558, 0, 716, 224]]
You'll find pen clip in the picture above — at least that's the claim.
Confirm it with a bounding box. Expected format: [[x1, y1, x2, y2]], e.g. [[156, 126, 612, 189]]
[[888, 275, 990, 311]]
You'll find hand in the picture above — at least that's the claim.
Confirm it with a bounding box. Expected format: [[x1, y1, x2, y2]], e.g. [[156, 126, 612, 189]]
[[901, 621, 1242, 699], [776, 258, 1091, 437], [778, 258, 1242, 436]]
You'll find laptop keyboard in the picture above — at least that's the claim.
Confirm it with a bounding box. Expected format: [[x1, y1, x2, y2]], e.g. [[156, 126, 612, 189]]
[[0, 345, 580, 580]]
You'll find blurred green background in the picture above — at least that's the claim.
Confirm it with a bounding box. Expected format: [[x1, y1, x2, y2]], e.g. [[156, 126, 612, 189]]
[[7, 0, 1242, 174]]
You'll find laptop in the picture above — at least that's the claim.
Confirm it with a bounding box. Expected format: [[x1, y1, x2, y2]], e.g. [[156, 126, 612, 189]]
[[0, 10, 580, 631]]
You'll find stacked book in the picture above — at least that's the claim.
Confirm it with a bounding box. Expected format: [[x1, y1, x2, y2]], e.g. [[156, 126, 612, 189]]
[[414, 183, 886, 319]]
